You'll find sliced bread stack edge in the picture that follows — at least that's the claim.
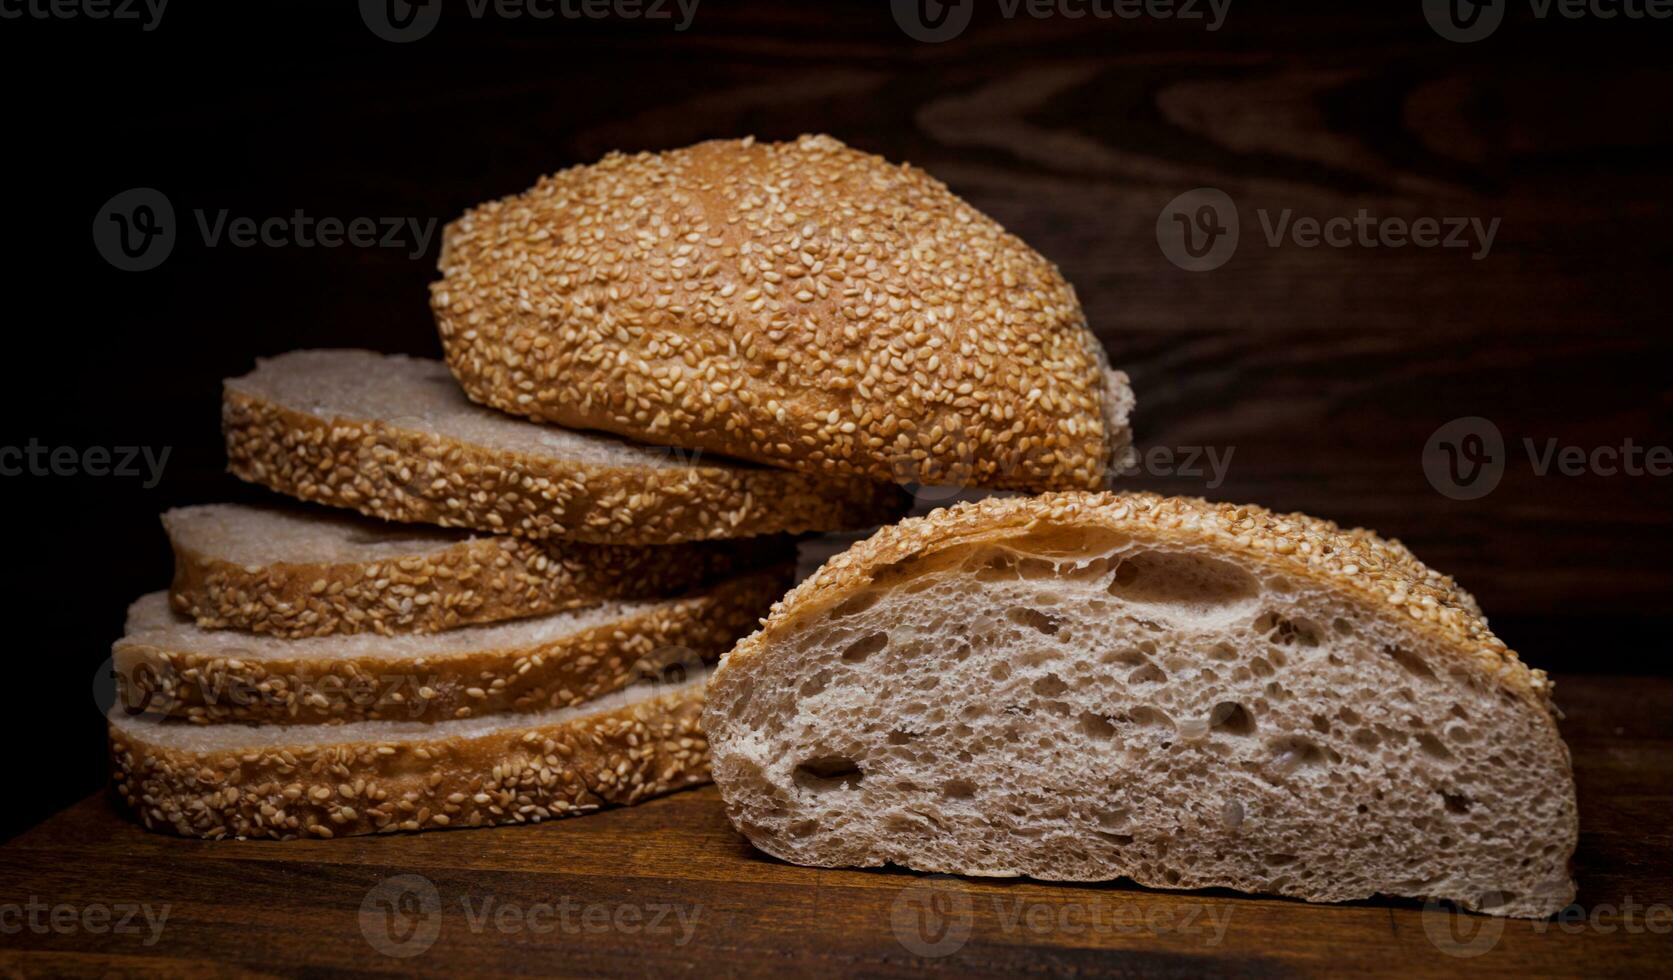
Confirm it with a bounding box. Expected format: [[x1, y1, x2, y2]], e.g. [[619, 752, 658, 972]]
[[109, 342, 907, 841]]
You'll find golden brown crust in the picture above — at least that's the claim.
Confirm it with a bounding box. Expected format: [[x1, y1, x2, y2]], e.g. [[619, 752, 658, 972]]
[[168, 519, 791, 638], [109, 686, 709, 841], [432, 134, 1130, 492], [721, 492, 1552, 709], [222, 383, 907, 546], [119, 566, 791, 725]]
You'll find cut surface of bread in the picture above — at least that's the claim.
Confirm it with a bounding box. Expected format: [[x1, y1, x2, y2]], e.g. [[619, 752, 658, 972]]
[[704, 492, 1577, 918], [116, 564, 789, 724], [111, 672, 709, 840], [164, 502, 790, 637], [223, 349, 907, 545], [432, 135, 1136, 492]]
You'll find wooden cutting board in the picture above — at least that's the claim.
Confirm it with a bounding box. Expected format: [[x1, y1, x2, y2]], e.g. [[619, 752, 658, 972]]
[[1, 673, 1667, 978]]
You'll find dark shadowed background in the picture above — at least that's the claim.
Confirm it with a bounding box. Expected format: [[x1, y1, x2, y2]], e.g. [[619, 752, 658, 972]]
[[0, 0, 1667, 841]]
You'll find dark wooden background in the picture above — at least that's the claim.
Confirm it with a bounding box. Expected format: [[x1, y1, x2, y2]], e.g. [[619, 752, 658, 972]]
[[0, 0, 1668, 940]]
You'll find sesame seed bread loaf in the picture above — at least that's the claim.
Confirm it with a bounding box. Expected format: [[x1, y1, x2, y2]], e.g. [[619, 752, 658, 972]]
[[431, 135, 1136, 492], [116, 564, 790, 725], [703, 492, 1578, 918], [223, 350, 908, 545], [164, 502, 789, 637], [110, 672, 709, 840]]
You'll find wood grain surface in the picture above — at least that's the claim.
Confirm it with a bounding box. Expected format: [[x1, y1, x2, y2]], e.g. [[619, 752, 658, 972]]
[[1, 673, 1668, 978]]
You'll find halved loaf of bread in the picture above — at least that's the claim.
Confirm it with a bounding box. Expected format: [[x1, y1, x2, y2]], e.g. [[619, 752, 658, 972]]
[[110, 672, 708, 840], [164, 502, 789, 637], [432, 135, 1136, 492], [223, 350, 907, 545], [116, 564, 789, 724], [704, 492, 1578, 918]]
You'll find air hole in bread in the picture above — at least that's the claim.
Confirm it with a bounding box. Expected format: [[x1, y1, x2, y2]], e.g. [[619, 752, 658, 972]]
[[799, 669, 833, 699], [1210, 701, 1256, 736], [1006, 607, 1060, 636], [1269, 736, 1326, 774], [1128, 663, 1166, 685], [841, 631, 889, 664], [793, 756, 863, 791], [1208, 642, 1238, 662], [1079, 711, 1117, 739], [1256, 614, 1321, 647], [943, 779, 977, 799], [1127, 706, 1173, 730], [1032, 673, 1069, 697], [1106, 551, 1261, 618], [1442, 791, 1472, 814], [1386, 646, 1437, 682], [830, 591, 880, 618], [1416, 733, 1454, 761]]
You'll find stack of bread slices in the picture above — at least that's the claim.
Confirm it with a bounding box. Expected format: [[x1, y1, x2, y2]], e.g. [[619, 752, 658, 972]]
[[107, 346, 907, 840]]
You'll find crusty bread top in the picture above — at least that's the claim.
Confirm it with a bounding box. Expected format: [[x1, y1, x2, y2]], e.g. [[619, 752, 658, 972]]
[[432, 134, 1129, 493], [724, 491, 1549, 706]]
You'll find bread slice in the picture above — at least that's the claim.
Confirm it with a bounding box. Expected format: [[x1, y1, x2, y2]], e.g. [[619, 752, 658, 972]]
[[432, 135, 1136, 493], [115, 564, 789, 725], [703, 492, 1578, 918], [110, 672, 709, 840], [164, 502, 789, 637], [222, 349, 907, 545]]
